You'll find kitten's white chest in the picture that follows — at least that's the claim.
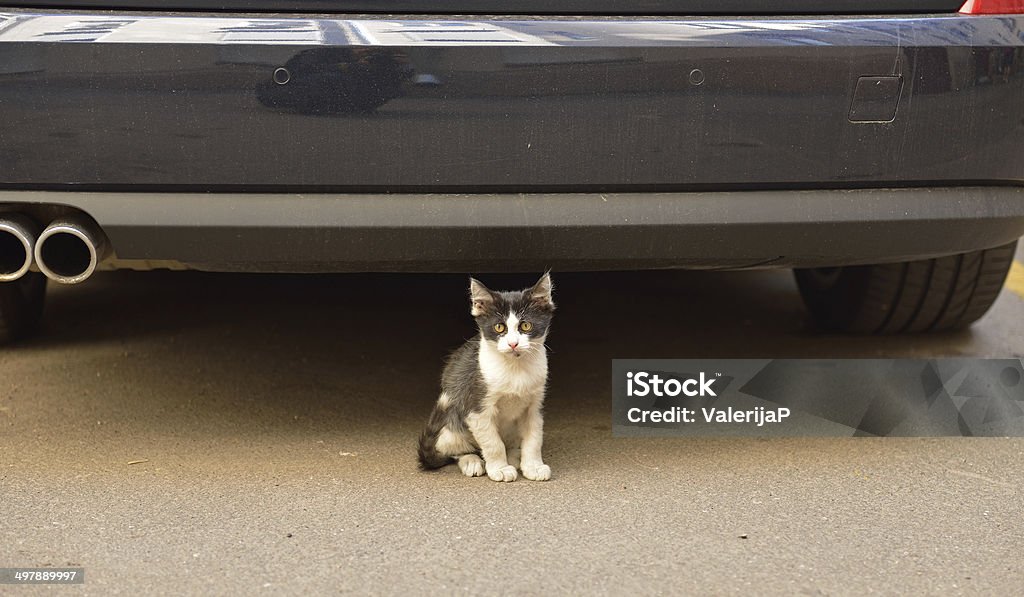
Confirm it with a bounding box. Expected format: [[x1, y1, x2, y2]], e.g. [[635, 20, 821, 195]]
[[478, 338, 548, 414]]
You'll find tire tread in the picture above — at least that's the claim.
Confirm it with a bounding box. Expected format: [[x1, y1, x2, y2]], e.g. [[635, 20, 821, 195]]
[[795, 240, 1018, 334]]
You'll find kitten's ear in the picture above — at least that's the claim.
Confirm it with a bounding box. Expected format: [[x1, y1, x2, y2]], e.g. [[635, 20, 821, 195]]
[[530, 272, 555, 310], [469, 277, 495, 316]]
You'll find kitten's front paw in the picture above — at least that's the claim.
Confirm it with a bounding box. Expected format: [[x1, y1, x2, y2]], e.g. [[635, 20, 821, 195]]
[[458, 454, 485, 477], [521, 463, 551, 481], [486, 464, 518, 482]]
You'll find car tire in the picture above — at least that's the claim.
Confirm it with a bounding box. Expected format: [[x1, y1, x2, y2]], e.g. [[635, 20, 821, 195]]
[[0, 272, 47, 344], [794, 240, 1018, 334]]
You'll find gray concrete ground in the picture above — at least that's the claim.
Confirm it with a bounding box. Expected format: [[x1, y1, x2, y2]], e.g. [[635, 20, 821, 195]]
[[2, 259, 1023, 595]]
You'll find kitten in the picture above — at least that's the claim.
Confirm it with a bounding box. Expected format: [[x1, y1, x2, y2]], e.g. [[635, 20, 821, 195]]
[[417, 273, 555, 482]]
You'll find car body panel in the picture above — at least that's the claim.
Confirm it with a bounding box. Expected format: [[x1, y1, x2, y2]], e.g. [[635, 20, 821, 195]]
[[0, 11, 1022, 191], [0, 9, 1022, 272]]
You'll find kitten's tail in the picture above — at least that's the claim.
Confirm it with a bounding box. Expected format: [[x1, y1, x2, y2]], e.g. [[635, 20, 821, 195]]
[[417, 427, 452, 471]]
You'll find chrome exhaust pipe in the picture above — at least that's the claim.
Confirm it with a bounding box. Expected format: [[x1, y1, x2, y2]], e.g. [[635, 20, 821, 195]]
[[35, 216, 108, 285], [0, 214, 38, 282]]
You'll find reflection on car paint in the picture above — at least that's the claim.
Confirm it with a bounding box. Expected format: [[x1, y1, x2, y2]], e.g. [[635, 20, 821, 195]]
[[0, 12, 1022, 47], [256, 47, 412, 114]]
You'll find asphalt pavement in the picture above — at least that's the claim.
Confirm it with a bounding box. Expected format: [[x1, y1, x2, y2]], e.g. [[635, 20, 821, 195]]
[[2, 257, 1023, 595]]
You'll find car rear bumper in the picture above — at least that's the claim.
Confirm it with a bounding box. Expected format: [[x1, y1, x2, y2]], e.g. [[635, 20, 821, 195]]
[[0, 10, 1022, 191], [3, 187, 1023, 272], [2, 11, 1022, 272]]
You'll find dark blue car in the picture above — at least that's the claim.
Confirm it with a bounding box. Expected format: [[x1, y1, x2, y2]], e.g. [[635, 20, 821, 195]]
[[1, 0, 1022, 340]]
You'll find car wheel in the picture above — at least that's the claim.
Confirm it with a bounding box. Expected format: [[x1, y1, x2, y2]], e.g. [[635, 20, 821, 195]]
[[0, 272, 47, 344], [794, 240, 1018, 334]]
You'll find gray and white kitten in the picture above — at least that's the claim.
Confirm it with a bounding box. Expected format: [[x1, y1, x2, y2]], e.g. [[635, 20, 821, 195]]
[[417, 273, 555, 482]]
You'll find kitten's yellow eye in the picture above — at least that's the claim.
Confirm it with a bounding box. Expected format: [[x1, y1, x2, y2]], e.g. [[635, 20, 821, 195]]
[[494, 323, 506, 334], [519, 321, 533, 333]]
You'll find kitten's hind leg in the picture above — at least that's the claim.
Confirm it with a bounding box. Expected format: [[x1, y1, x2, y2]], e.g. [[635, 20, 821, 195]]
[[457, 454, 485, 477]]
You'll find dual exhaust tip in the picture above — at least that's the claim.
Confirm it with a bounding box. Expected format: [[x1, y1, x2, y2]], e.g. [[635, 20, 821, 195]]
[[0, 214, 107, 285]]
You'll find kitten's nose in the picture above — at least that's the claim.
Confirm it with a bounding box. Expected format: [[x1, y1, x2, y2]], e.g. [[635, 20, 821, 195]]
[[507, 341, 518, 350]]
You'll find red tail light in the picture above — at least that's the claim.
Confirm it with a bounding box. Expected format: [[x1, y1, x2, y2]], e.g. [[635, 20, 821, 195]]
[[959, 0, 1024, 13]]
